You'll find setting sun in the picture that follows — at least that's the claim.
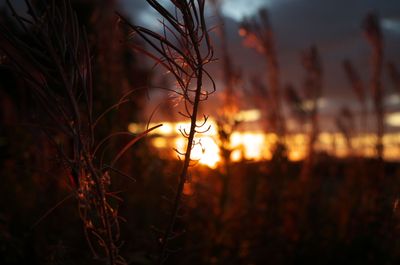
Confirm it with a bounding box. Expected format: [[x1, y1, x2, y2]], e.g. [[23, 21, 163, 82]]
[[128, 116, 400, 169], [175, 136, 220, 168]]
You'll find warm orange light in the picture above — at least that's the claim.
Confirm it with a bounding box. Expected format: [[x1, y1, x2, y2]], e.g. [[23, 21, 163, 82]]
[[289, 149, 303, 161], [183, 182, 193, 195], [231, 149, 242, 162], [238, 28, 247, 37], [231, 132, 270, 160], [174, 136, 220, 169], [128, 111, 400, 166], [152, 137, 168, 148], [235, 109, 261, 122], [386, 112, 400, 127]]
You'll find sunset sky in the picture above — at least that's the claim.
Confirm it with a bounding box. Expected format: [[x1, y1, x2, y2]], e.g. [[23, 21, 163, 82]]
[[2, 0, 400, 132], [118, 0, 400, 132]]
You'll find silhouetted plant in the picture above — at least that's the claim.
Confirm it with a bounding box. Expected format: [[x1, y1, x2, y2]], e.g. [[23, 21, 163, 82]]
[[118, 0, 215, 263], [239, 8, 286, 139], [284, 83, 308, 125], [363, 12, 384, 161], [335, 106, 355, 154], [210, 0, 241, 230], [0, 1, 160, 264], [342, 59, 368, 136], [300, 45, 322, 181], [210, 0, 241, 112]]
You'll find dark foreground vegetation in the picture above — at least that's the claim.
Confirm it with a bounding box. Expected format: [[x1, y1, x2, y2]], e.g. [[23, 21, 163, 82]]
[[2, 155, 400, 264]]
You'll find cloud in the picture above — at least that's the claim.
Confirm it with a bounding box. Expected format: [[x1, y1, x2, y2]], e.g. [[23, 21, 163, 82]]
[[382, 18, 400, 34], [220, 0, 301, 21], [220, 0, 271, 21]]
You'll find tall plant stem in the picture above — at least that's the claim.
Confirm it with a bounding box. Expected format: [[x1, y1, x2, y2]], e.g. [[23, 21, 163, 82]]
[[158, 44, 204, 264]]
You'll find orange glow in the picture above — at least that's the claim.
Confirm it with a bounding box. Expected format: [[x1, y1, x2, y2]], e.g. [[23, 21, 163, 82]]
[[386, 112, 400, 127], [231, 132, 269, 160], [231, 149, 242, 162], [289, 149, 304, 161], [238, 28, 247, 37], [175, 136, 220, 168], [152, 137, 168, 148], [128, 111, 400, 168], [183, 182, 193, 195]]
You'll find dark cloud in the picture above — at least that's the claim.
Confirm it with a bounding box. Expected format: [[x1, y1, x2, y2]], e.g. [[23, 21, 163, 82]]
[[118, 0, 149, 18], [209, 0, 400, 118]]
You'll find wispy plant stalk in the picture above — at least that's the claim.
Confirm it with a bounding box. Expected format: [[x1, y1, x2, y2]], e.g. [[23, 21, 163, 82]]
[[0, 1, 160, 264], [300, 46, 322, 181], [240, 8, 286, 139], [343, 59, 368, 138], [363, 13, 384, 161], [119, 1, 215, 263]]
